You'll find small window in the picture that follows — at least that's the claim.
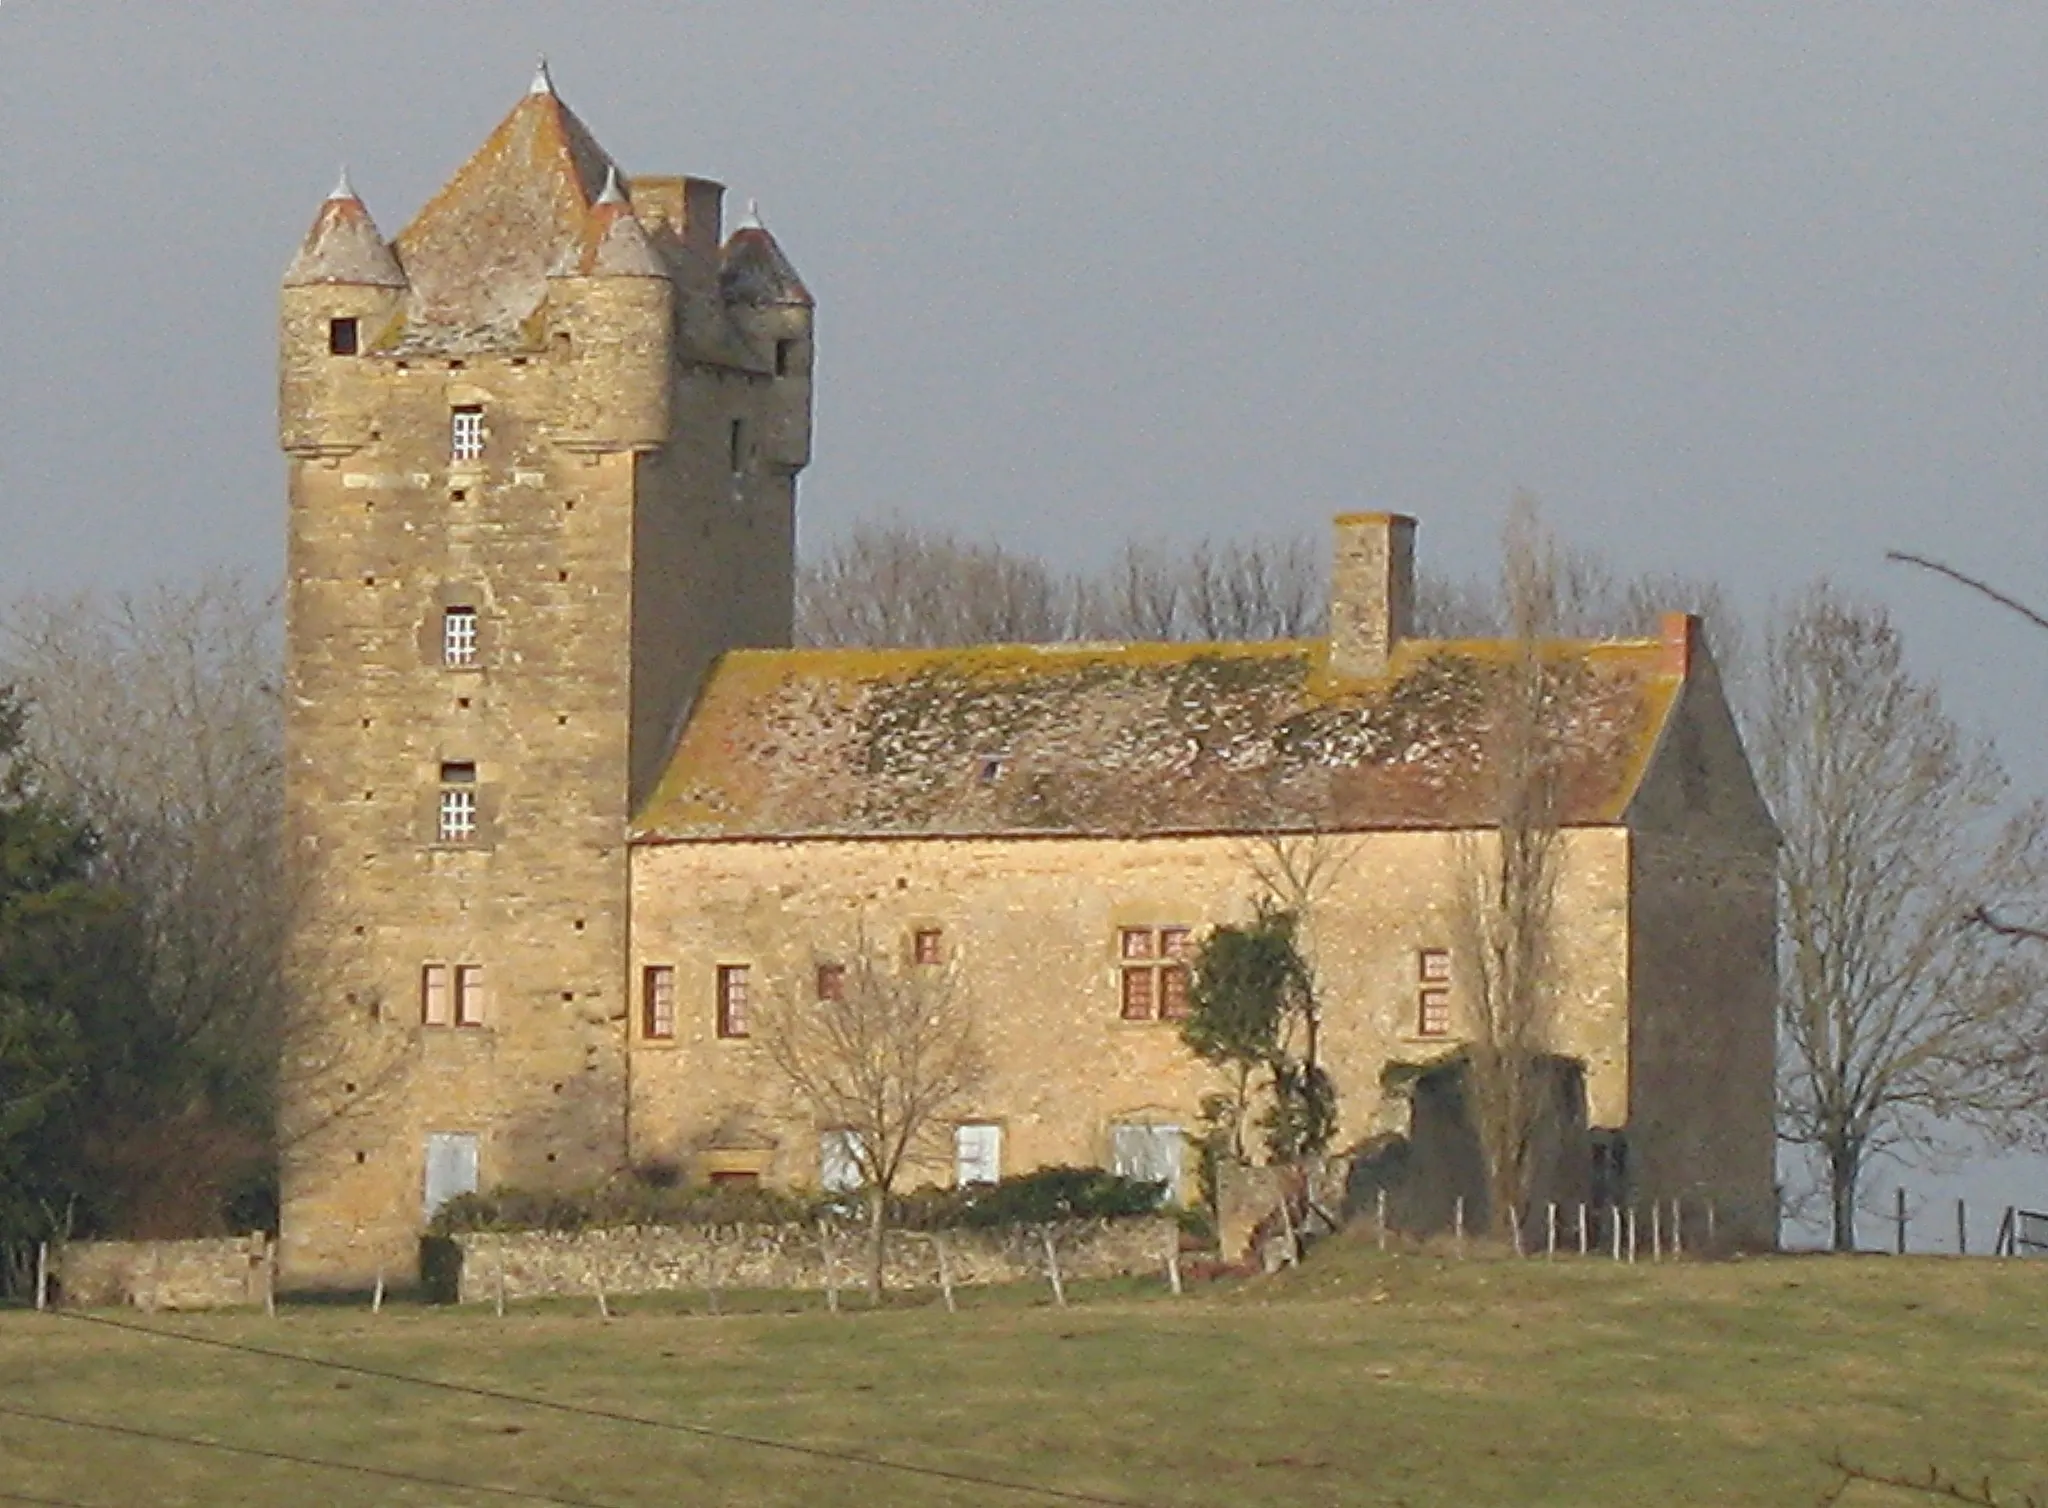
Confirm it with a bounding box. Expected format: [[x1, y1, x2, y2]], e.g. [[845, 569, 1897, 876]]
[[1418, 987, 1452, 1038], [728, 418, 745, 472], [643, 964, 676, 1040], [421, 963, 451, 1027], [328, 317, 359, 356], [815, 962, 845, 1003], [442, 607, 478, 668], [437, 761, 477, 843], [912, 928, 944, 966], [1118, 925, 1193, 1022], [1419, 949, 1451, 984], [774, 339, 797, 377], [955, 1123, 1002, 1188], [716, 964, 751, 1039], [454, 965, 485, 1027], [451, 405, 485, 462]]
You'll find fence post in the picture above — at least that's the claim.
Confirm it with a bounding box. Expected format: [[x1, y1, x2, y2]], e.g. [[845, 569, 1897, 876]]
[[1895, 1186, 1908, 1255], [372, 1266, 385, 1315], [264, 1240, 278, 1318], [494, 1261, 507, 1318], [936, 1234, 959, 1312], [1577, 1203, 1588, 1257], [819, 1219, 840, 1312], [1706, 1199, 1718, 1253], [1453, 1197, 1465, 1260], [1626, 1207, 1638, 1264], [34, 1242, 49, 1312], [1650, 1202, 1663, 1261], [1545, 1203, 1557, 1260], [1165, 1244, 1182, 1298], [1996, 1206, 2015, 1258], [1508, 1204, 1524, 1258], [1671, 1199, 1683, 1259], [1611, 1205, 1622, 1261], [1041, 1228, 1067, 1308], [1957, 1199, 1967, 1257], [1376, 1187, 1388, 1253]]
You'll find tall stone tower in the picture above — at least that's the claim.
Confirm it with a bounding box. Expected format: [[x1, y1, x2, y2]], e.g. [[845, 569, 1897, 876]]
[[276, 65, 813, 1286]]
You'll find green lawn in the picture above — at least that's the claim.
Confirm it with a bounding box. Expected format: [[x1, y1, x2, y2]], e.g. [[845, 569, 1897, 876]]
[[2, 1239, 2044, 1507]]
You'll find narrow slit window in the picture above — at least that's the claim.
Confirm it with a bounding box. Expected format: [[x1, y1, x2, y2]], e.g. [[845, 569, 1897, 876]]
[[815, 962, 846, 1003], [774, 339, 797, 377], [451, 405, 485, 462], [442, 607, 478, 667], [716, 964, 751, 1039], [728, 418, 744, 472], [328, 317, 359, 355], [437, 761, 477, 843], [643, 965, 676, 1040], [454, 965, 485, 1027], [421, 963, 451, 1027]]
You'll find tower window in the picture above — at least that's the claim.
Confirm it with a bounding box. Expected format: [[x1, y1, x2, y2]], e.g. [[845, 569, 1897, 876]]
[[716, 964, 751, 1039], [643, 965, 677, 1040], [437, 761, 477, 843], [328, 317, 360, 356], [442, 607, 478, 668], [774, 339, 797, 377], [454, 965, 486, 1027], [728, 419, 745, 472], [421, 963, 451, 1026], [451, 406, 485, 462]]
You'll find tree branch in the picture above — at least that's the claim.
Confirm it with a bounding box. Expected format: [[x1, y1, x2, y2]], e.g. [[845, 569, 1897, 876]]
[[1886, 552, 2048, 635]]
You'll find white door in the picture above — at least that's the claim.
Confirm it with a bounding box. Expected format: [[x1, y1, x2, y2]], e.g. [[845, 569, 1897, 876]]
[[820, 1129, 866, 1193], [955, 1123, 1002, 1187], [423, 1132, 480, 1221], [1110, 1123, 1183, 1202]]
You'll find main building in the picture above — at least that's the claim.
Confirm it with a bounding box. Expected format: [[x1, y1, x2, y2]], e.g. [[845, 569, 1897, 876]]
[[278, 71, 1777, 1285]]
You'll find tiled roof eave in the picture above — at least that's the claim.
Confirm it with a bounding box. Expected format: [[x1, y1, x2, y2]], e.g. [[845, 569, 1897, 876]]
[[626, 818, 1633, 847]]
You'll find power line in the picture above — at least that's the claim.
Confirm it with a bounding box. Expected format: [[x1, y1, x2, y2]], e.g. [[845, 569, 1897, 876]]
[[0, 1401, 628, 1508], [52, 1308, 1177, 1508]]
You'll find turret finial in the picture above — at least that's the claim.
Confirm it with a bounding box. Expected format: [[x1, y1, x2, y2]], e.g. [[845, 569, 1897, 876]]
[[596, 164, 627, 206], [329, 165, 358, 202], [530, 56, 555, 96], [736, 198, 764, 231]]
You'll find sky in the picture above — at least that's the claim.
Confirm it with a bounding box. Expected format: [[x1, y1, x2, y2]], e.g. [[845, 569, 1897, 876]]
[[3, 3, 2046, 1245]]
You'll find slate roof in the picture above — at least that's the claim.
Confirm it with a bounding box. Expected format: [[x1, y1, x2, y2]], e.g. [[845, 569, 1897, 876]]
[[720, 222, 814, 308], [283, 174, 406, 287], [633, 631, 1690, 842]]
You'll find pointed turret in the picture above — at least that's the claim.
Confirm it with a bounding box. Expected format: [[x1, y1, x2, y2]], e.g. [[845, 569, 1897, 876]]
[[283, 169, 406, 288], [719, 205, 812, 308], [550, 167, 669, 280]]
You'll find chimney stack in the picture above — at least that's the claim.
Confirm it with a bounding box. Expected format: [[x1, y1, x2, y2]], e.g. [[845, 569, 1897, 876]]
[[1328, 513, 1417, 680]]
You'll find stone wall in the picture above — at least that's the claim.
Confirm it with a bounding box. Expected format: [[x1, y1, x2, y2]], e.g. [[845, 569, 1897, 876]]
[[448, 1217, 1177, 1303], [53, 1235, 274, 1310]]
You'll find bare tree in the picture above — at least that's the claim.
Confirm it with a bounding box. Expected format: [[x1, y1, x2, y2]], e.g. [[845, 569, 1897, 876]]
[[1452, 499, 1572, 1245], [1, 576, 287, 1231], [798, 518, 1325, 647], [1759, 584, 2048, 1250], [760, 931, 987, 1302]]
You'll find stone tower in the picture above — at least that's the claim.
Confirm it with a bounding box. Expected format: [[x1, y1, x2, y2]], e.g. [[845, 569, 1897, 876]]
[[276, 65, 813, 1286]]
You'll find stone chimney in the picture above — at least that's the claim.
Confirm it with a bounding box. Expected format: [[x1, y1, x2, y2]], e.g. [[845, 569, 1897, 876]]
[[1328, 512, 1417, 679]]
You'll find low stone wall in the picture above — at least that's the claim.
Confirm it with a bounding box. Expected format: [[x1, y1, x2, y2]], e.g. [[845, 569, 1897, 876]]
[[53, 1235, 273, 1310], [448, 1218, 1177, 1304]]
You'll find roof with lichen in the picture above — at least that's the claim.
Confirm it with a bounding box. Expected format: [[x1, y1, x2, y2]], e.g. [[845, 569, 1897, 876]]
[[632, 635, 1689, 842]]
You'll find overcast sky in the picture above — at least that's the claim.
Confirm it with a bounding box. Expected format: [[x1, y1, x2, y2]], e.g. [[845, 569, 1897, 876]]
[[3, 3, 2045, 1240]]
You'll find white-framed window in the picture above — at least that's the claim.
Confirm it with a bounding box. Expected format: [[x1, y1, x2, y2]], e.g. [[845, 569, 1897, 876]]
[[442, 607, 478, 667], [642, 964, 676, 1040], [1417, 948, 1452, 1037], [715, 964, 751, 1038], [954, 1123, 1002, 1188], [821, 1129, 866, 1194], [454, 964, 485, 1028], [1110, 1122, 1184, 1203], [437, 762, 477, 843], [421, 963, 451, 1027], [451, 406, 485, 462]]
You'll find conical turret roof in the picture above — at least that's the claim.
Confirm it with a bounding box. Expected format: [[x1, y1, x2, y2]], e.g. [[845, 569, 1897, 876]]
[[719, 204, 812, 308], [391, 73, 621, 334], [550, 167, 670, 279], [283, 170, 406, 288]]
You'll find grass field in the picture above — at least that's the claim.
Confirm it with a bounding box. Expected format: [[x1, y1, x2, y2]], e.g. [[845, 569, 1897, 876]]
[[2, 1239, 2045, 1508]]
